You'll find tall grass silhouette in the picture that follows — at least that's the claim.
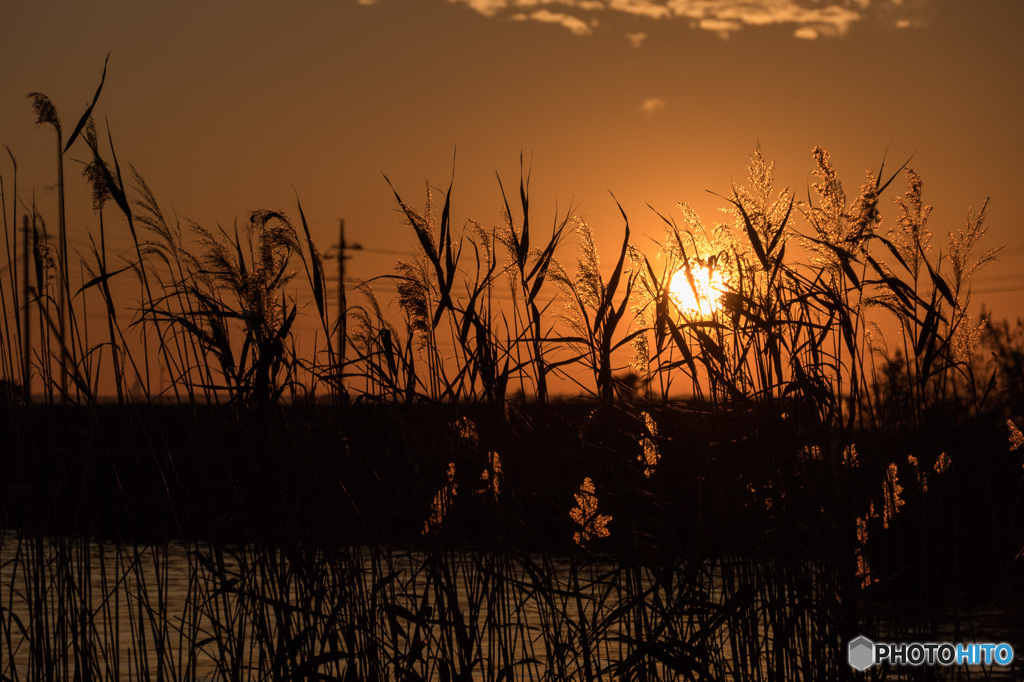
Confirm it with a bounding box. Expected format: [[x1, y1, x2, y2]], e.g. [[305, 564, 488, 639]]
[[1, 68, 1022, 680]]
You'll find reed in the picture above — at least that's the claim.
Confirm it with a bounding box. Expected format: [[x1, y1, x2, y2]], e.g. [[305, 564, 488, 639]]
[[2, 68, 1021, 680]]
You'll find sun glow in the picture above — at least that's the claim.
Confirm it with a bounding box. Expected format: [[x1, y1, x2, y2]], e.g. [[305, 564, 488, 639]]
[[669, 265, 725, 317]]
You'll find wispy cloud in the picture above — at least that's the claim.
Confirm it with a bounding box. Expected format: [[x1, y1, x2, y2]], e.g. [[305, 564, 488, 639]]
[[625, 31, 648, 47], [641, 97, 666, 116], [699, 17, 742, 39], [513, 9, 594, 35], [668, 1, 862, 38], [609, 0, 672, 20], [446, 0, 925, 39], [456, 0, 506, 17]]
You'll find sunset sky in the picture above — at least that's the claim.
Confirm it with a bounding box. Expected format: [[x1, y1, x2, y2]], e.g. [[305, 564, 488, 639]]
[[3, 0, 1024, 346]]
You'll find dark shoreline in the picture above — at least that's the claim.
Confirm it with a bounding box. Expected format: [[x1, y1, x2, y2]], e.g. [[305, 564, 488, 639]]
[[3, 401, 1020, 591]]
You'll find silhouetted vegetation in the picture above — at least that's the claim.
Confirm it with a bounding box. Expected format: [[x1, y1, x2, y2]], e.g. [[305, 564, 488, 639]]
[[1, 69, 1022, 680]]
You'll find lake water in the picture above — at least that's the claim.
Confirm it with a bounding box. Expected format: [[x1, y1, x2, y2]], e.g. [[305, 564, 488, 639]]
[[0, 533, 1015, 680]]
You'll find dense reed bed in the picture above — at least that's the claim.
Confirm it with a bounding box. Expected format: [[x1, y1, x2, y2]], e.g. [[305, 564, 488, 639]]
[[1, 72, 1022, 679]]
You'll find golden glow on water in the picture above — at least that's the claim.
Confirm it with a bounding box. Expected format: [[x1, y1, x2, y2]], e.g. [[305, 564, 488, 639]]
[[668, 265, 725, 317]]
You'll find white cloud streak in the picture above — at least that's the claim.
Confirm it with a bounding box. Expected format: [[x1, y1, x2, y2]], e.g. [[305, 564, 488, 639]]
[[447, 0, 924, 39], [525, 8, 594, 34], [641, 97, 667, 116], [609, 0, 672, 19]]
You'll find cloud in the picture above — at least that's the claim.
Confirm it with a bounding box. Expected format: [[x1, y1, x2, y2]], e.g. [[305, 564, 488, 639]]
[[522, 9, 594, 34], [454, 0, 507, 17], [609, 0, 672, 20], [625, 31, 647, 47], [447, 0, 926, 39], [641, 97, 667, 116], [699, 17, 742, 38]]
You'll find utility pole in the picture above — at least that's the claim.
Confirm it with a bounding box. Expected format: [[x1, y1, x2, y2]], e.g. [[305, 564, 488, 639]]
[[337, 219, 347, 377], [335, 219, 361, 400], [56, 129, 68, 404], [21, 215, 30, 405]]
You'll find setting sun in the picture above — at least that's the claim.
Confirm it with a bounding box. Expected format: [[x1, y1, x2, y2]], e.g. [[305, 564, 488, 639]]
[[669, 264, 725, 317]]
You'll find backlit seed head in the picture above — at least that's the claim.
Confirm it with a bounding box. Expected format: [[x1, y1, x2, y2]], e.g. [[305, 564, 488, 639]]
[[28, 93, 61, 134], [638, 411, 660, 478], [423, 462, 458, 535], [1008, 419, 1024, 451], [883, 463, 904, 530], [570, 477, 611, 547]]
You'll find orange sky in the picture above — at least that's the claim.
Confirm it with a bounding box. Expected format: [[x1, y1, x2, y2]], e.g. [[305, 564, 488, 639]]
[[3, 0, 1024, 385]]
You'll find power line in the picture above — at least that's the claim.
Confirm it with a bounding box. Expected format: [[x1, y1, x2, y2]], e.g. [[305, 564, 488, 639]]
[[352, 246, 415, 257], [972, 285, 1024, 294]]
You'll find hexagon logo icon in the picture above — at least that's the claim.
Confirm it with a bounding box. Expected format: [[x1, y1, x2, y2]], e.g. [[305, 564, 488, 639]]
[[848, 635, 875, 671]]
